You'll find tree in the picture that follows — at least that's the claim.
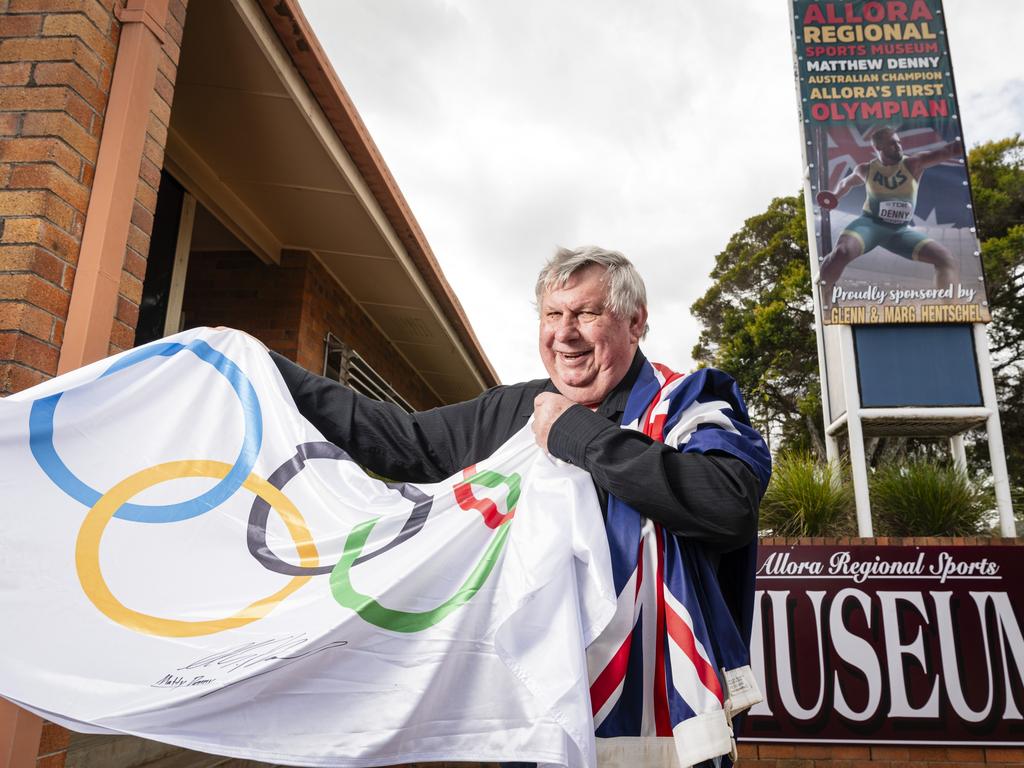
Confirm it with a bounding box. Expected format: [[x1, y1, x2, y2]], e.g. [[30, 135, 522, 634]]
[[969, 136, 1024, 490], [690, 195, 822, 456]]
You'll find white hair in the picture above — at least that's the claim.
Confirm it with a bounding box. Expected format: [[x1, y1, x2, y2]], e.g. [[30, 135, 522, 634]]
[[535, 246, 649, 338]]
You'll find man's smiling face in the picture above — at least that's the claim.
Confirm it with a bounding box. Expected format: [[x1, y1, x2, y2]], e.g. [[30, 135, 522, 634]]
[[538, 264, 647, 406]]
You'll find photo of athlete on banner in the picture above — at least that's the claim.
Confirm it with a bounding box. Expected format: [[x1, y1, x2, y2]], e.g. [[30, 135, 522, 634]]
[[812, 121, 989, 324], [817, 126, 960, 288]]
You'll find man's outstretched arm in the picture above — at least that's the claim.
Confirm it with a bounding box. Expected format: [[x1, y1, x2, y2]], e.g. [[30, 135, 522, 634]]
[[907, 137, 962, 176], [271, 350, 479, 482], [817, 163, 868, 211], [833, 163, 868, 200]]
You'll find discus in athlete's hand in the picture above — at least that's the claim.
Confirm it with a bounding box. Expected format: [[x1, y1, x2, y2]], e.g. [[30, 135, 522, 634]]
[[816, 190, 838, 210]]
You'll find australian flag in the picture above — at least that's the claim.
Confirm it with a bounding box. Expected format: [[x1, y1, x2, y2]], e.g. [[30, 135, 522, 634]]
[[587, 362, 771, 768]]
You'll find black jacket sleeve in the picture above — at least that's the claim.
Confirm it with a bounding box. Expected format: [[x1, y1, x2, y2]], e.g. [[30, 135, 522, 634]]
[[271, 351, 472, 481], [269, 351, 534, 483], [547, 404, 761, 552]]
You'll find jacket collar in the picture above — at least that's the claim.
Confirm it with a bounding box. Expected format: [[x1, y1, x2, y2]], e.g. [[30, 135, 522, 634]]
[[597, 348, 647, 421]]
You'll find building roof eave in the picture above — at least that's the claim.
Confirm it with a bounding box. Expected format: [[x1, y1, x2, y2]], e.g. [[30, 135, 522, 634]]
[[256, 0, 500, 390]]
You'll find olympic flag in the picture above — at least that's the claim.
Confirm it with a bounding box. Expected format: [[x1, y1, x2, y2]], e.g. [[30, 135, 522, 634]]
[[0, 328, 617, 768]]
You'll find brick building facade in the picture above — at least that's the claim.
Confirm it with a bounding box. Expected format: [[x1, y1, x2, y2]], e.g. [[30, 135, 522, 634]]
[[1, 0, 139, 394], [1, 0, 498, 764], [0, 0, 496, 404]]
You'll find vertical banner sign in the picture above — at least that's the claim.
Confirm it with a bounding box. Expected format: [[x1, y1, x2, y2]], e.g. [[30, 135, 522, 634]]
[[790, 0, 991, 325], [744, 546, 1024, 744]]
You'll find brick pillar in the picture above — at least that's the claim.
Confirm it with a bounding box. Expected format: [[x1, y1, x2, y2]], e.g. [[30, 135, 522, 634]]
[[110, 0, 186, 356], [0, 0, 189, 765], [0, 0, 120, 394]]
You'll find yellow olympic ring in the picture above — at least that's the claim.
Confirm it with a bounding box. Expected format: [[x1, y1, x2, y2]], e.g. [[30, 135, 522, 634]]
[[76, 460, 319, 637]]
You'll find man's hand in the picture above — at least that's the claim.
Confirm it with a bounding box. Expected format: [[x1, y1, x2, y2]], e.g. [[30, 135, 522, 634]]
[[532, 392, 575, 453]]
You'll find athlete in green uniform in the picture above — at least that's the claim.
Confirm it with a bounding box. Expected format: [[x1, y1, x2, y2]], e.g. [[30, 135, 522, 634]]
[[817, 127, 961, 288]]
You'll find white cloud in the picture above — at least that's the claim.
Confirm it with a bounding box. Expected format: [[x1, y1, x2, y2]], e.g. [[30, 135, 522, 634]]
[[299, 0, 1024, 384]]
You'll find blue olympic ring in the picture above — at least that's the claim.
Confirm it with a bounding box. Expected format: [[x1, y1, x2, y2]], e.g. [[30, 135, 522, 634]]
[[29, 339, 262, 523]]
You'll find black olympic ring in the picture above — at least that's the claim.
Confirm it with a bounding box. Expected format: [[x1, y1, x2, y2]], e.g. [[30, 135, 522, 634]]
[[247, 441, 434, 575]]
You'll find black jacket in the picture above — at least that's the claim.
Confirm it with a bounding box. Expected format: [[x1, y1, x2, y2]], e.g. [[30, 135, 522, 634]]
[[271, 349, 760, 552]]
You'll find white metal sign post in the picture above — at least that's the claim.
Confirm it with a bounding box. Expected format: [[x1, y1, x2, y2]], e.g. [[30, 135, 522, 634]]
[[788, 0, 1014, 537]]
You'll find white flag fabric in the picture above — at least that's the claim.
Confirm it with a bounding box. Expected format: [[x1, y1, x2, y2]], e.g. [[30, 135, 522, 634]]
[[0, 328, 616, 768]]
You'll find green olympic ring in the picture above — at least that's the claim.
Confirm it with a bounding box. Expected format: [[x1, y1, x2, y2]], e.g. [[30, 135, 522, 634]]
[[330, 469, 519, 632]]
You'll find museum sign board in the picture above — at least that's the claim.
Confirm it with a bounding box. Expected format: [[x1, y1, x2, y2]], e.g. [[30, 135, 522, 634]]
[[745, 545, 1024, 744]]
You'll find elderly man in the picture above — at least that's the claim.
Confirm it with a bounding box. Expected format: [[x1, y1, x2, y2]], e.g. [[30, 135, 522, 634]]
[[270, 247, 765, 550], [271, 246, 769, 763]]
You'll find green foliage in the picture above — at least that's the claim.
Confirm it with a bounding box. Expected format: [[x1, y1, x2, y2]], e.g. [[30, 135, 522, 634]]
[[690, 195, 823, 456], [759, 453, 854, 536], [870, 460, 992, 537], [970, 136, 1024, 241], [969, 136, 1024, 492]]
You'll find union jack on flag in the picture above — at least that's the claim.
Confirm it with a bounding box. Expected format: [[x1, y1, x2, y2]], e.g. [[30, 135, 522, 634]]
[[588, 362, 771, 768], [826, 124, 946, 190]]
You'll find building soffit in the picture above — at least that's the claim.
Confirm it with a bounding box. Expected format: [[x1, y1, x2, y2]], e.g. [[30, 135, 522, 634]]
[[166, 0, 499, 403]]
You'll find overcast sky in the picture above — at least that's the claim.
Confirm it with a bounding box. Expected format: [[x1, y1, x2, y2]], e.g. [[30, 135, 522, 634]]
[[298, 0, 1024, 385]]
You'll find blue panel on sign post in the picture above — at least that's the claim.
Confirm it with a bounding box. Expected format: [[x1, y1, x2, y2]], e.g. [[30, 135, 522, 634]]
[[854, 325, 982, 407]]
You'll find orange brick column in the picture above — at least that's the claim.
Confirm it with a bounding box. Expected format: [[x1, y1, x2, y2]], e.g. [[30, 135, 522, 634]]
[[0, 699, 42, 768], [0, 0, 188, 765], [57, 0, 169, 373], [0, 0, 186, 396]]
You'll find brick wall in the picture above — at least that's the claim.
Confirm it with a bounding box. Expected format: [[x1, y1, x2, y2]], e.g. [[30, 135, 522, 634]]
[[180, 249, 441, 411], [180, 249, 305, 359], [738, 742, 1024, 767], [298, 253, 442, 411], [0, 0, 187, 397], [744, 536, 1024, 767], [757, 536, 1021, 547], [0, 0, 119, 395], [34, 721, 69, 768]]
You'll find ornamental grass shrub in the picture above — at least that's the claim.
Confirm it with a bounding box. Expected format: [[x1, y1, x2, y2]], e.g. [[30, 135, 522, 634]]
[[759, 452, 855, 536], [870, 460, 992, 537]]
